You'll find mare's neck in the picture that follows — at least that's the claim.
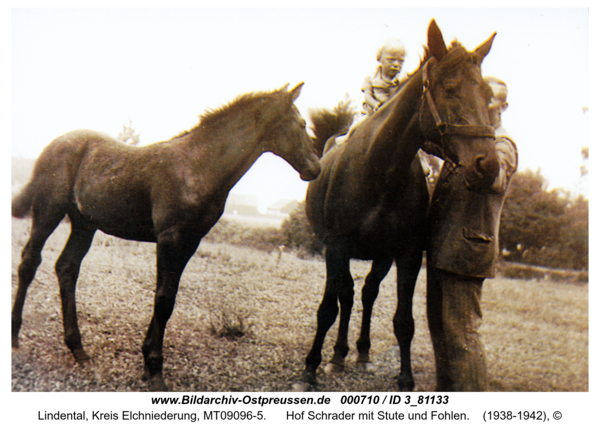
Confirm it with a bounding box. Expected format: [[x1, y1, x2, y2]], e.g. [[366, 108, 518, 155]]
[[365, 68, 425, 176]]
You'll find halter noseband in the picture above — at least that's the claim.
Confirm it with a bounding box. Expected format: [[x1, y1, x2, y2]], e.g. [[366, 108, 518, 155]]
[[421, 59, 496, 141]]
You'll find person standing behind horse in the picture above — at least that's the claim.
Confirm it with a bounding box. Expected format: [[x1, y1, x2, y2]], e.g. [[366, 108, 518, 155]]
[[426, 76, 518, 391]]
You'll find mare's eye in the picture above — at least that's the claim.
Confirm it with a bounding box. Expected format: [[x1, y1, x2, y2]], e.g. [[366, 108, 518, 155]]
[[443, 82, 458, 94]]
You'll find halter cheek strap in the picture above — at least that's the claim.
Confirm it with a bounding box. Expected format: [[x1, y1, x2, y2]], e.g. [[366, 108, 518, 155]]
[[421, 59, 496, 141]]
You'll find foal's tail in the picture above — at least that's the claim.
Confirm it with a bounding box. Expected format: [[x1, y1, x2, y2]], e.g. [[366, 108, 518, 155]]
[[309, 99, 356, 158], [12, 182, 35, 218]]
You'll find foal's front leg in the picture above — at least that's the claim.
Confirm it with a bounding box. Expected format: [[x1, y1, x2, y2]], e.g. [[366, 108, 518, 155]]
[[142, 228, 200, 391]]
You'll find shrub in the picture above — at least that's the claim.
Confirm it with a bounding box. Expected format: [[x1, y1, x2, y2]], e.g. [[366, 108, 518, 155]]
[[203, 204, 324, 258], [208, 310, 251, 340], [280, 202, 324, 257]]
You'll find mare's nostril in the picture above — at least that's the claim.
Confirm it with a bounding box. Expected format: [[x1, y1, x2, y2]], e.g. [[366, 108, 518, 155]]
[[475, 155, 499, 179]]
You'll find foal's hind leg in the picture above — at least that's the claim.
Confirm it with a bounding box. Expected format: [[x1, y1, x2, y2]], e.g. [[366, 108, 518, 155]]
[[12, 212, 65, 348], [302, 246, 352, 386], [355, 257, 393, 369], [393, 248, 423, 391], [55, 224, 96, 363]]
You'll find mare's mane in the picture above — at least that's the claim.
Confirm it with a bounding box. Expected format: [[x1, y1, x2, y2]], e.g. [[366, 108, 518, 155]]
[[403, 41, 476, 84], [433, 41, 480, 77]]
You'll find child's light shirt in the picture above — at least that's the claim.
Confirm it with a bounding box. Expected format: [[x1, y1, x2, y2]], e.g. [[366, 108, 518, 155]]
[[361, 65, 401, 114]]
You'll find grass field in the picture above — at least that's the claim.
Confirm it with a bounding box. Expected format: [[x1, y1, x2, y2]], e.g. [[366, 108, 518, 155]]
[[11, 218, 588, 392]]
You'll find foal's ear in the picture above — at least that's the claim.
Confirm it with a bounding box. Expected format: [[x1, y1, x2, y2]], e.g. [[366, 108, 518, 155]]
[[474, 32, 496, 65], [427, 19, 447, 62], [289, 82, 304, 102]]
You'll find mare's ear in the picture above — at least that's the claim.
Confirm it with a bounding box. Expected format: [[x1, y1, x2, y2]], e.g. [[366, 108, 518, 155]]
[[474, 32, 496, 65], [289, 82, 304, 102], [427, 19, 447, 62]]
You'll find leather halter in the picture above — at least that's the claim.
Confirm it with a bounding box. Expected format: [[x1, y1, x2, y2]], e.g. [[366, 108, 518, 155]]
[[421, 59, 496, 142]]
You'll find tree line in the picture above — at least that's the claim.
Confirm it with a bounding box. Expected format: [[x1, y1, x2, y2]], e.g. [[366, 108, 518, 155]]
[[499, 168, 588, 270]]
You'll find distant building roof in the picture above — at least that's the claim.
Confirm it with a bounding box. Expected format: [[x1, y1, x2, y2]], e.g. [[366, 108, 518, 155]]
[[227, 194, 258, 207], [267, 199, 299, 214]]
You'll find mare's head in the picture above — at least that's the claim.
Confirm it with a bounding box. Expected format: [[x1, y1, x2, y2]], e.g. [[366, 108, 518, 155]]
[[420, 20, 499, 190], [262, 83, 321, 181]]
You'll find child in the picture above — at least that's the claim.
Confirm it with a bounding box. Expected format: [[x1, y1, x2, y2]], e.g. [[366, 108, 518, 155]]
[[335, 39, 406, 147], [362, 39, 406, 115]]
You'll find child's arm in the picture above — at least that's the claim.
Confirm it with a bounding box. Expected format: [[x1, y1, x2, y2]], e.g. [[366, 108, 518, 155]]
[[362, 78, 380, 112]]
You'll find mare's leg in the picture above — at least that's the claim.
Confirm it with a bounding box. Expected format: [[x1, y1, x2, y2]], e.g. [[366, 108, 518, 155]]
[[302, 245, 351, 385], [12, 211, 65, 348], [328, 251, 355, 372], [393, 248, 423, 391], [55, 224, 96, 362], [142, 228, 200, 391], [355, 257, 394, 367]]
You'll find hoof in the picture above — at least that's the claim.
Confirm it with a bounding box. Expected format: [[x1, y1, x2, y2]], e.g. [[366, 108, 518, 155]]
[[397, 374, 415, 392], [292, 382, 313, 392], [324, 362, 345, 374], [12, 338, 19, 349], [146, 375, 169, 392], [299, 370, 317, 386], [356, 361, 375, 373], [73, 348, 91, 364]]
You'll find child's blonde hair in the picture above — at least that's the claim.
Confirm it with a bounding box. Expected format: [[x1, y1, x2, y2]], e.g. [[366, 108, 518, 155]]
[[376, 39, 406, 62]]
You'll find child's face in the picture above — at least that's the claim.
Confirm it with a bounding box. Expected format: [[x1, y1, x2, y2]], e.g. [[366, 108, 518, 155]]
[[380, 48, 404, 79]]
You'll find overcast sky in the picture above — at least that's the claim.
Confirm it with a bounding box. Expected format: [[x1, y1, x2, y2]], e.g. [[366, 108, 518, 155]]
[[10, 5, 591, 210]]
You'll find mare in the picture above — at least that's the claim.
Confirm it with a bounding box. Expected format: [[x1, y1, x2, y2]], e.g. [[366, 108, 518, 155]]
[[300, 20, 498, 391], [11, 84, 321, 391]]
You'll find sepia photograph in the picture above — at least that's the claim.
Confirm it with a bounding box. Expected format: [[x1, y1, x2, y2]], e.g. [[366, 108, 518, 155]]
[[8, 3, 591, 417]]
